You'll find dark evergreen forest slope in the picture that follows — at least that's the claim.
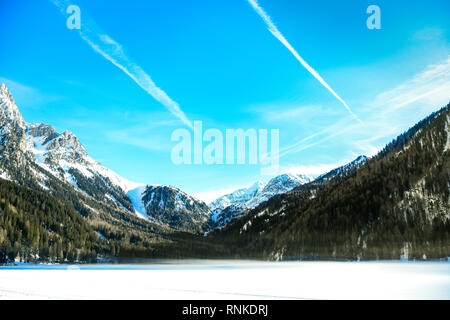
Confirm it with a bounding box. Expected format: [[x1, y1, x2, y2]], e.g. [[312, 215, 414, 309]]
[[0, 178, 111, 263], [206, 104, 450, 260]]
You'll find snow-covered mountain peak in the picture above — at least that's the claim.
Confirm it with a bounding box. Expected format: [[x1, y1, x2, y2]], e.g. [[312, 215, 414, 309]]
[[0, 84, 14, 105], [266, 173, 311, 188], [245, 173, 312, 208], [47, 130, 88, 156], [353, 155, 368, 165], [0, 84, 28, 156], [0, 84, 25, 128], [210, 172, 312, 227], [27, 123, 59, 143], [209, 180, 267, 212], [27, 125, 89, 170]]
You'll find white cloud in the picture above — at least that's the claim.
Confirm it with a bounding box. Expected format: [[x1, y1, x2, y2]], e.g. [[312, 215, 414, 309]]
[[277, 56, 450, 161], [351, 56, 450, 153], [278, 116, 355, 159], [371, 56, 450, 111]]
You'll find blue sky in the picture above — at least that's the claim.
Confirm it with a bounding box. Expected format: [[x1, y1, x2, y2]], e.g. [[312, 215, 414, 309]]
[[1, 0, 449, 201]]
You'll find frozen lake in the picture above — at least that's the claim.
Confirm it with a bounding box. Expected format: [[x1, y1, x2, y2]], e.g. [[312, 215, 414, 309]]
[[0, 260, 448, 299]]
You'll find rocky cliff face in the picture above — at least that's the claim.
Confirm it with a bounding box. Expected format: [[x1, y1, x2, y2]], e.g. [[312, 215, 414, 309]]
[[0, 84, 29, 180]]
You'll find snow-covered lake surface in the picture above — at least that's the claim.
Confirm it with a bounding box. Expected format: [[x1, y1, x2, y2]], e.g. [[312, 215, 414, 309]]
[[0, 260, 448, 299]]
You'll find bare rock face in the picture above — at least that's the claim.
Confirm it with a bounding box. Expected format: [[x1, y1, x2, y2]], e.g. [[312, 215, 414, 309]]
[[0, 84, 26, 129], [27, 123, 59, 144], [44, 130, 89, 166], [0, 84, 29, 178]]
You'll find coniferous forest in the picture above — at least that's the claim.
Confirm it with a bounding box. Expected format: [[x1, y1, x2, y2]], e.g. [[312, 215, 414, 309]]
[[0, 178, 108, 263]]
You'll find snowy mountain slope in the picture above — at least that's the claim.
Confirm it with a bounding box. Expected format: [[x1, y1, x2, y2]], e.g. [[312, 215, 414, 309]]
[[26, 122, 143, 191], [210, 173, 311, 228], [246, 173, 311, 208], [0, 84, 209, 232], [24, 119, 143, 214], [209, 181, 266, 213], [126, 185, 148, 218]]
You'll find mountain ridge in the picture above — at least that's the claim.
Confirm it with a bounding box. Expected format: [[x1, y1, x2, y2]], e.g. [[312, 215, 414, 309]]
[[209, 173, 312, 228]]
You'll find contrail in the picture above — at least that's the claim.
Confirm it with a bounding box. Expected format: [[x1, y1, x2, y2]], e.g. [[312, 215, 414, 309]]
[[50, 0, 192, 128], [278, 118, 355, 159], [247, 0, 362, 124]]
